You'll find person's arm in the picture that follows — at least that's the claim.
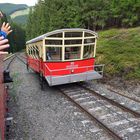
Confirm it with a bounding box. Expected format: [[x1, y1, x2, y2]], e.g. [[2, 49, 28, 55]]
[[0, 36, 9, 54]]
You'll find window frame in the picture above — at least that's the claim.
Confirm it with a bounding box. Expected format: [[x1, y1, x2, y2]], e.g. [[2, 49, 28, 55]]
[[45, 46, 62, 62]]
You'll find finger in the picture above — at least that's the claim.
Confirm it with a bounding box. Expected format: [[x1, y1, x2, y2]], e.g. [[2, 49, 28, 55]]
[[0, 39, 8, 45], [5, 23, 9, 28], [2, 22, 6, 28], [0, 13, 3, 18], [0, 51, 8, 55], [0, 36, 4, 41], [7, 30, 13, 35], [0, 12, 3, 18], [0, 44, 9, 51], [7, 26, 11, 30]]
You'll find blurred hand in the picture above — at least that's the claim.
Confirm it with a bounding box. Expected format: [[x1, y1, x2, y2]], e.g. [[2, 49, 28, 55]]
[[0, 11, 3, 18], [0, 36, 9, 54], [1, 22, 12, 35]]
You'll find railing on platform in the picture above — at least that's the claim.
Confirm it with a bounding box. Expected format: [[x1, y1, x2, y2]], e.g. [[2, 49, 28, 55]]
[[44, 63, 105, 85], [94, 64, 105, 76]]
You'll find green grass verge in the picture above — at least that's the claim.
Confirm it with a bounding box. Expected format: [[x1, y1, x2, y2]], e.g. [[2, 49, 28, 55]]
[[96, 27, 140, 80]]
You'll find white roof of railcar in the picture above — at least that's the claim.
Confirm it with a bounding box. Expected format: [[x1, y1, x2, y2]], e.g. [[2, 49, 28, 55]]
[[26, 28, 98, 44]]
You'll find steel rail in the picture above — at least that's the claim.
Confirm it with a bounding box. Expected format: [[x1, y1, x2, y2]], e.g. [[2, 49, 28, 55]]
[[15, 55, 27, 65], [59, 87, 123, 140], [3, 54, 15, 61], [4, 55, 16, 70], [4, 54, 27, 69], [107, 88, 140, 104], [80, 85, 140, 118]]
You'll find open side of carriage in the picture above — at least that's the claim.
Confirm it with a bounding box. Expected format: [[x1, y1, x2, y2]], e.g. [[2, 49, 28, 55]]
[[26, 29, 104, 86]]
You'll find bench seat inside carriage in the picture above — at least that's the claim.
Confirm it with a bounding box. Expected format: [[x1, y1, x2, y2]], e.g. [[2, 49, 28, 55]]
[[26, 28, 104, 86]]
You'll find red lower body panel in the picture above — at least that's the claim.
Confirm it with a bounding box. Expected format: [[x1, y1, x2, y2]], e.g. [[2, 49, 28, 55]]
[[27, 57, 40, 73], [27, 57, 95, 77], [44, 58, 95, 76]]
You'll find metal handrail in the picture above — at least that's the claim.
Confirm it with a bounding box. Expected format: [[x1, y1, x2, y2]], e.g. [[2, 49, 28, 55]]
[[44, 64, 104, 85], [94, 64, 105, 76]]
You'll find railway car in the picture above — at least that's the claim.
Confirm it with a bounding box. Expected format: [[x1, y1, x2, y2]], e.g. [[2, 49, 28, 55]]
[[26, 28, 104, 86]]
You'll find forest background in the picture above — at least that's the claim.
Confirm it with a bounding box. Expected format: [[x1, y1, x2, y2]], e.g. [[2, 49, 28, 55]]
[[1, 0, 140, 80]]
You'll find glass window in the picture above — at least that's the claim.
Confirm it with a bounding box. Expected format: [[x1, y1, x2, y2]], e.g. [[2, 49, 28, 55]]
[[85, 32, 94, 37], [32, 46, 35, 58], [31, 48, 33, 56], [36, 49, 39, 58], [65, 46, 81, 60], [45, 40, 62, 45], [83, 45, 94, 58], [65, 32, 82, 37], [84, 38, 95, 44], [28, 48, 31, 55], [65, 39, 82, 45], [46, 47, 62, 61], [34, 45, 39, 59]]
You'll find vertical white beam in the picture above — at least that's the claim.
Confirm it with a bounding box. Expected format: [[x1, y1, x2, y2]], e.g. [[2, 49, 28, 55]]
[[62, 32, 65, 61], [26, 45, 28, 55], [94, 37, 97, 57], [81, 31, 85, 59], [43, 39, 46, 61]]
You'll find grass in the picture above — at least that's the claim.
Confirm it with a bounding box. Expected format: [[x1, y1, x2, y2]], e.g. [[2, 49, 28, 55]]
[[96, 27, 140, 80]]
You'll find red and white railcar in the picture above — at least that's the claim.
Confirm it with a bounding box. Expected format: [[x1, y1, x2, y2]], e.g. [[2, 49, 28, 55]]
[[26, 29, 104, 86]]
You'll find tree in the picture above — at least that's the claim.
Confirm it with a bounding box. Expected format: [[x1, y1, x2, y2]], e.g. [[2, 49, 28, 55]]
[[26, 0, 140, 40]]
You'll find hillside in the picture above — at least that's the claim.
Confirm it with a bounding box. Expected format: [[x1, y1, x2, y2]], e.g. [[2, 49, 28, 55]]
[[0, 3, 30, 25], [12, 15, 28, 25], [10, 8, 30, 24], [10, 8, 30, 19], [96, 27, 140, 80], [0, 3, 28, 15]]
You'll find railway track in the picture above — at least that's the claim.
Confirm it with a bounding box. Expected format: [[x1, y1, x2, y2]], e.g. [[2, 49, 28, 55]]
[[80, 82, 140, 117], [59, 84, 140, 140], [4, 53, 27, 67], [5, 53, 140, 140]]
